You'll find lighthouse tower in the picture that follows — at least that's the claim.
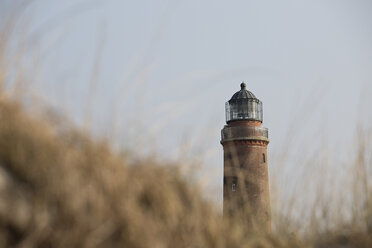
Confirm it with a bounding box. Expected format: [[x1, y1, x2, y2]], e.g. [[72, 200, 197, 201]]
[[221, 82, 270, 230]]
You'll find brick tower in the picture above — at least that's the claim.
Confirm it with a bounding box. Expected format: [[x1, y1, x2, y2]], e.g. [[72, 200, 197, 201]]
[[221, 82, 270, 230]]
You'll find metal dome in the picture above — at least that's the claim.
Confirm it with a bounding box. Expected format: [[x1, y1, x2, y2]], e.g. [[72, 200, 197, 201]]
[[225, 82, 263, 123], [229, 82, 257, 102]]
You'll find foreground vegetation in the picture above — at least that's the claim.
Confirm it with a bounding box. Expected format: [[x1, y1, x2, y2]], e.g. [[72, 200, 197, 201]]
[[0, 91, 371, 248]]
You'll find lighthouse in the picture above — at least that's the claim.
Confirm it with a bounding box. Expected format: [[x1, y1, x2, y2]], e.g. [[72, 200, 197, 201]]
[[221, 82, 270, 230]]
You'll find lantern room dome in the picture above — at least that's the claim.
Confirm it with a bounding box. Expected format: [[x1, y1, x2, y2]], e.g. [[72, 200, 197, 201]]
[[229, 82, 257, 102]]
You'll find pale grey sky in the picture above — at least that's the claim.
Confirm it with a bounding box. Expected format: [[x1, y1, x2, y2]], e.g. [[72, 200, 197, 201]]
[[3, 0, 372, 206]]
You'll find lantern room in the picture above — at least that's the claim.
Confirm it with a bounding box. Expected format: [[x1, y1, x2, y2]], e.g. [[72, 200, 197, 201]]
[[225, 82, 263, 123]]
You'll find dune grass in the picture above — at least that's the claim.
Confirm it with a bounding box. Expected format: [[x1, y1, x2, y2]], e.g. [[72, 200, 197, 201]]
[[0, 82, 371, 248]]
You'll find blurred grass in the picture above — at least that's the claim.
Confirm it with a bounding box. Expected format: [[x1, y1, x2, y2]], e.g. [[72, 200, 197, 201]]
[[0, 86, 371, 247]]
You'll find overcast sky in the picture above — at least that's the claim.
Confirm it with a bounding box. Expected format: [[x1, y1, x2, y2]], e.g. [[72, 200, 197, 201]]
[[3, 0, 372, 206]]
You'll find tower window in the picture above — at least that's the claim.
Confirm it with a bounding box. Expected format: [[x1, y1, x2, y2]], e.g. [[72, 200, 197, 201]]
[[231, 177, 237, 192], [262, 153, 265, 163]]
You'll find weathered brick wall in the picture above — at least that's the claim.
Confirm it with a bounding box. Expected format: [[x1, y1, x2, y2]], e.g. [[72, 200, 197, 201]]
[[222, 120, 270, 230]]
